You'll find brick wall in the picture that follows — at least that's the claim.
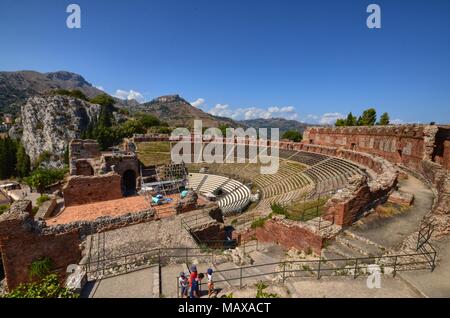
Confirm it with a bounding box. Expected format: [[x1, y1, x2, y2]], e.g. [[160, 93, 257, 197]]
[[255, 217, 325, 254], [0, 201, 80, 290], [303, 125, 427, 171], [62, 173, 123, 207], [0, 200, 156, 290]]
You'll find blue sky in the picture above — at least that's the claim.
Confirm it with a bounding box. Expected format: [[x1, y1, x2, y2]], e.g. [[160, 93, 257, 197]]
[[0, 0, 449, 124]]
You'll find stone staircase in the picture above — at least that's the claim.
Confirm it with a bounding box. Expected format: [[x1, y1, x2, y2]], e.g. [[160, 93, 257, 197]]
[[321, 230, 387, 269]]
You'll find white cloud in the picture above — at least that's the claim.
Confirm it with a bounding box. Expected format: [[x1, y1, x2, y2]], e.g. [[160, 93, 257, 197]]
[[94, 85, 104, 91], [191, 98, 205, 108], [305, 114, 319, 121], [208, 104, 234, 118], [113, 89, 145, 103], [207, 103, 299, 121], [390, 118, 404, 125], [319, 112, 345, 125]]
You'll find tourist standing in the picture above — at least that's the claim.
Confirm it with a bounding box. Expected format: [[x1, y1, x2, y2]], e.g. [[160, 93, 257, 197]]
[[207, 268, 214, 297], [190, 273, 204, 298], [178, 272, 188, 298], [188, 264, 197, 289]]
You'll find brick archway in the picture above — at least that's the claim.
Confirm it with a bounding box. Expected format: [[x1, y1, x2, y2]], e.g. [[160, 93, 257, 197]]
[[122, 170, 137, 196], [75, 160, 94, 176]]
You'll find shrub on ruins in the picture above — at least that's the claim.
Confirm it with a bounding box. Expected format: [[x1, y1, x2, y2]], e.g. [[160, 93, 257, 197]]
[[282, 130, 302, 142], [255, 281, 279, 298], [25, 168, 67, 194], [250, 215, 271, 229], [270, 203, 288, 216], [29, 257, 54, 280], [4, 274, 78, 298], [0, 204, 10, 215], [36, 194, 51, 206]]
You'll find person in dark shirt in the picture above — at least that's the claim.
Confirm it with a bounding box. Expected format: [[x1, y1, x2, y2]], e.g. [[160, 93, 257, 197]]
[[190, 273, 204, 298]]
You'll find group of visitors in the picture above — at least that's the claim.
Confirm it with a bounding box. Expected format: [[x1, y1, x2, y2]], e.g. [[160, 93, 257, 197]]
[[179, 265, 215, 298]]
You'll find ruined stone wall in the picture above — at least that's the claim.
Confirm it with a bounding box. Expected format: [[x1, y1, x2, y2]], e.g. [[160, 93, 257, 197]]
[[0, 200, 155, 290], [62, 173, 123, 207], [255, 217, 325, 254], [69, 139, 102, 175], [0, 201, 80, 290], [302, 125, 449, 233], [303, 125, 428, 172], [137, 136, 399, 228]]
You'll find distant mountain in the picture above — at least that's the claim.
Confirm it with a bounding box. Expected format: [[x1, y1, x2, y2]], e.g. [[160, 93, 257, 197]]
[[239, 118, 312, 136], [131, 94, 242, 128], [0, 70, 107, 115]]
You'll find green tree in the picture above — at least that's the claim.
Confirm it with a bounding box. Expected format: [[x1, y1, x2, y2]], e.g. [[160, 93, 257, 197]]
[[90, 94, 116, 129], [345, 112, 357, 126], [117, 120, 147, 138], [25, 168, 66, 194], [282, 130, 303, 142], [0, 137, 18, 179], [93, 126, 117, 150], [16, 142, 31, 178], [89, 94, 115, 107], [335, 118, 346, 126], [378, 112, 390, 125], [53, 89, 88, 101], [138, 114, 160, 128], [98, 105, 113, 128], [358, 108, 377, 126]]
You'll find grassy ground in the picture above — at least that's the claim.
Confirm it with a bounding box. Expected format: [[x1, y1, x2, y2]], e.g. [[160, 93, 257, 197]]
[[375, 202, 407, 218], [136, 142, 172, 166], [279, 196, 330, 222]]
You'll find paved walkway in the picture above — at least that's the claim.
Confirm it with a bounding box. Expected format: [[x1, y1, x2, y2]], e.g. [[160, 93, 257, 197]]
[[351, 174, 434, 250], [83, 267, 158, 298], [285, 276, 421, 298], [399, 237, 450, 297]]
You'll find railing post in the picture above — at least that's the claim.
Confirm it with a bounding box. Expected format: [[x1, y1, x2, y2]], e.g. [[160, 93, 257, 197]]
[[240, 267, 243, 288], [353, 259, 358, 279], [317, 259, 321, 280], [416, 232, 420, 251], [282, 262, 286, 283], [432, 252, 436, 272], [393, 256, 398, 277]]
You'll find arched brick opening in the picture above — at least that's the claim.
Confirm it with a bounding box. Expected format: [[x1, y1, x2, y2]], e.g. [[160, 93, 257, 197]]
[[122, 170, 137, 196], [75, 161, 94, 176]]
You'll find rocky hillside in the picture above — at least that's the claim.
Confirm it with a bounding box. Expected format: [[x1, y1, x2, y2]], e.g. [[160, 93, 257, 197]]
[[239, 118, 311, 136], [132, 95, 242, 128], [21, 95, 100, 163], [0, 71, 105, 115]]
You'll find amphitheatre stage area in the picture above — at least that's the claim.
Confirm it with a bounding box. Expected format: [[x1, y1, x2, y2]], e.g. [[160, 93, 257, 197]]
[[1, 124, 449, 299]]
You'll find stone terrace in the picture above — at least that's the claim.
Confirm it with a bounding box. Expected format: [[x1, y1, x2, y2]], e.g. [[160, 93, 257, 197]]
[[47, 195, 178, 225]]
